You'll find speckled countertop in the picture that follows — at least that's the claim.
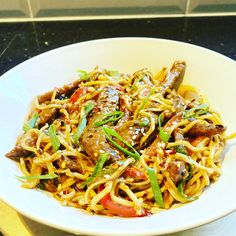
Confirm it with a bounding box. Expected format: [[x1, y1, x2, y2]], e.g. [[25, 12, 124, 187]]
[[0, 16, 236, 236], [0, 16, 236, 75]]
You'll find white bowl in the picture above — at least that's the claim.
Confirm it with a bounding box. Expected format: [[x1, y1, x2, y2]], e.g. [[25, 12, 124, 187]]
[[0, 38, 235, 236]]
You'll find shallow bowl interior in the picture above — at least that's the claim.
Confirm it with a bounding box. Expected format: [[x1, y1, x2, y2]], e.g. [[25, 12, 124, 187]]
[[0, 38, 235, 236]]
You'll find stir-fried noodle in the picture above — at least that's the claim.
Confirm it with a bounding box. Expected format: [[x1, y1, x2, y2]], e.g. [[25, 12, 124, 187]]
[[6, 61, 227, 217]]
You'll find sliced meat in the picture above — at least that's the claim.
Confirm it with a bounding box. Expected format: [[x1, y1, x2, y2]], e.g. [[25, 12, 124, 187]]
[[38, 79, 81, 103], [81, 86, 121, 162], [96, 86, 120, 113], [115, 95, 156, 149], [63, 156, 82, 172], [160, 61, 186, 95], [167, 161, 188, 184], [115, 96, 145, 147], [131, 69, 153, 88], [5, 146, 32, 161], [5, 133, 37, 161], [145, 113, 183, 157], [186, 123, 226, 137], [115, 95, 131, 129], [124, 167, 147, 180], [173, 128, 184, 141], [116, 123, 145, 147], [171, 93, 186, 113], [43, 179, 58, 192], [38, 107, 58, 126]]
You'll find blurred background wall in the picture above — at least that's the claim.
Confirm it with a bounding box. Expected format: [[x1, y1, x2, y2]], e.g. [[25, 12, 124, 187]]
[[0, 0, 236, 21]]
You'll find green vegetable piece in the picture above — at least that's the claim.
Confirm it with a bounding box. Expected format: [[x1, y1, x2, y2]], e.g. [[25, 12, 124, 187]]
[[183, 104, 209, 119], [139, 88, 156, 111], [73, 116, 87, 144], [159, 129, 170, 143], [177, 165, 197, 201], [48, 124, 60, 152], [106, 69, 120, 79], [158, 114, 170, 143], [37, 182, 45, 190], [81, 153, 108, 187], [174, 145, 189, 155], [140, 118, 150, 127], [147, 167, 164, 208], [131, 75, 144, 90], [158, 113, 164, 125], [185, 165, 193, 181], [23, 112, 39, 132], [77, 69, 88, 81], [84, 102, 95, 115], [94, 111, 124, 127], [73, 102, 94, 144], [177, 181, 198, 202], [16, 173, 58, 180], [103, 127, 140, 160]]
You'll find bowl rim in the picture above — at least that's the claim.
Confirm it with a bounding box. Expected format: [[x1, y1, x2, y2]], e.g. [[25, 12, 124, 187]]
[[0, 37, 235, 236]]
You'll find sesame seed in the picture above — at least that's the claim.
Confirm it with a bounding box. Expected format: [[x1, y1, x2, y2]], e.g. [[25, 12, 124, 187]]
[[58, 184, 62, 191], [61, 161, 66, 169]]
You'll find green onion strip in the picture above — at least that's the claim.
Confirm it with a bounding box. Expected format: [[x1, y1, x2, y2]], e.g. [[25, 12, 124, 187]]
[[81, 153, 108, 187], [16, 173, 58, 180], [23, 112, 39, 132], [73, 102, 94, 144], [177, 165, 197, 202], [103, 127, 140, 160], [94, 111, 124, 127], [147, 167, 164, 208], [158, 113, 170, 143], [48, 124, 60, 152], [183, 104, 209, 119]]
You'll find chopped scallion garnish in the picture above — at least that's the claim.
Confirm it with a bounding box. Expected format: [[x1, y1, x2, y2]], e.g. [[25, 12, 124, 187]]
[[81, 153, 108, 187], [158, 113, 170, 143], [73, 117, 87, 143], [77, 69, 89, 81], [94, 111, 124, 127], [23, 112, 39, 132], [48, 124, 60, 152], [105, 69, 120, 79], [183, 104, 209, 119], [103, 127, 140, 160], [16, 173, 58, 180], [84, 102, 95, 115], [147, 167, 164, 208], [177, 181, 198, 202], [73, 102, 94, 144], [174, 145, 189, 155], [140, 118, 149, 127], [177, 165, 196, 201], [139, 88, 155, 111]]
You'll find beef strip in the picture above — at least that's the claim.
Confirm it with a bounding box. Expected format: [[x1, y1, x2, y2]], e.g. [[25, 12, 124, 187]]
[[38, 79, 81, 103], [5, 146, 32, 161], [38, 107, 59, 126], [63, 156, 82, 172], [5, 133, 37, 161], [173, 128, 185, 141], [167, 161, 188, 184], [145, 113, 183, 156], [160, 60, 186, 96], [81, 86, 122, 162], [186, 123, 226, 137]]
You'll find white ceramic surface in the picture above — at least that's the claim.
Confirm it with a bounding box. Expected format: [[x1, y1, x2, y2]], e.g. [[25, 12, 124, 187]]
[[0, 38, 235, 236]]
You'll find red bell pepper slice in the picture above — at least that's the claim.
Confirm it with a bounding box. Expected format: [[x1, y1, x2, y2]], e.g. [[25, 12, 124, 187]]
[[70, 87, 87, 103], [98, 185, 151, 217], [124, 167, 147, 180]]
